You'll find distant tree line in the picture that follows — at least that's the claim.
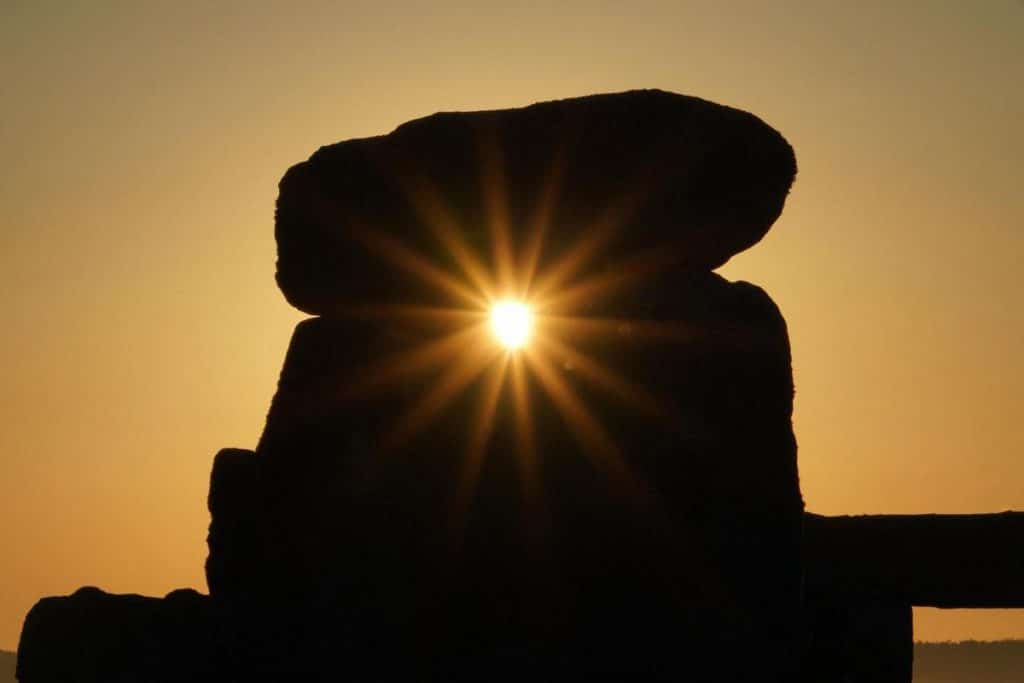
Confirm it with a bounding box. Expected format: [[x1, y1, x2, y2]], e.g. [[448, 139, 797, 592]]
[[914, 640, 1024, 682]]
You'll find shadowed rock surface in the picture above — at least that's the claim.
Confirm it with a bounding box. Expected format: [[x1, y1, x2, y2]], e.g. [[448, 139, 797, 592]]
[[16, 588, 216, 682], [275, 90, 797, 314], [210, 270, 804, 680], [805, 512, 1024, 608], [205, 447, 263, 599], [802, 604, 914, 683]]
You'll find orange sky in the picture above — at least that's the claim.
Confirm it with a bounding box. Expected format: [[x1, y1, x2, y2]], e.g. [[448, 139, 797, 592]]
[[1, 1, 1022, 649]]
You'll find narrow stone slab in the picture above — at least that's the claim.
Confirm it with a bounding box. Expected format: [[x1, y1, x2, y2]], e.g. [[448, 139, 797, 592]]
[[276, 90, 796, 315], [206, 448, 263, 598], [804, 512, 1024, 608], [16, 587, 216, 682]]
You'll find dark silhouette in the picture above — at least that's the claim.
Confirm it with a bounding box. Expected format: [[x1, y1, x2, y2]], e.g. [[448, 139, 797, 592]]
[[218, 279, 802, 680], [14, 91, 1023, 682], [800, 513, 1024, 682], [805, 513, 1024, 609], [16, 588, 215, 682], [275, 90, 796, 315], [235, 89, 803, 681]]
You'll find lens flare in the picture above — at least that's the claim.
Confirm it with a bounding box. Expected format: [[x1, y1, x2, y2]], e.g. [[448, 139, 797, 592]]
[[490, 300, 533, 349], [342, 160, 659, 527]]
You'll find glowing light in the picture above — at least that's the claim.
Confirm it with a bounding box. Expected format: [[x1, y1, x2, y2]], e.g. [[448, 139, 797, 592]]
[[490, 300, 533, 349]]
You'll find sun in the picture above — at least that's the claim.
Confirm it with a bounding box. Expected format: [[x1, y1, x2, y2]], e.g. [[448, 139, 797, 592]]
[[337, 152, 669, 528], [490, 300, 533, 349]]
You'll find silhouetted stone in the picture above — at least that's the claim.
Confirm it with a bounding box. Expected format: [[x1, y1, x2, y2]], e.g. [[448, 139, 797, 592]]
[[244, 271, 804, 680], [804, 512, 1024, 608], [205, 447, 263, 599], [16, 587, 216, 682], [800, 513, 1024, 681], [802, 603, 914, 683], [275, 90, 797, 314]]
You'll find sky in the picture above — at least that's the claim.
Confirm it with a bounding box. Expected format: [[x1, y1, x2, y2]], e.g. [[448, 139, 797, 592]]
[[1, 1, 1022, 649]]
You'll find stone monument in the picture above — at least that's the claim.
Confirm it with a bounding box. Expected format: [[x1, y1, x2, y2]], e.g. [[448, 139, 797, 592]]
[[16, 90, 1023, 683]]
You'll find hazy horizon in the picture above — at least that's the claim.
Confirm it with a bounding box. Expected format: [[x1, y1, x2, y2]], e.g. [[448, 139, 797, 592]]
[[2, 0, 1022, 650], [6, 640, 1024, 681]]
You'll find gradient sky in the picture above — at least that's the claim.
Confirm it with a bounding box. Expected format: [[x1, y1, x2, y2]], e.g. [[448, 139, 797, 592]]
[[1, 1, 1022, 649]]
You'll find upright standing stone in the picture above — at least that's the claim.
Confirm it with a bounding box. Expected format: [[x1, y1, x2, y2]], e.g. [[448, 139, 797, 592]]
[[257, 90, 804, 680]]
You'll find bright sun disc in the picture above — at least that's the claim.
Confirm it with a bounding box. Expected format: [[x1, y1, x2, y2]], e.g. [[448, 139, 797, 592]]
[[490, 300, 533, 349]]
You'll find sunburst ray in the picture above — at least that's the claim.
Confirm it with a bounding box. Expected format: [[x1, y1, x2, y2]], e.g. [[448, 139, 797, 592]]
[[337, 304, 483, 326], [531, 331, 667, 418], [381, 338, 501, 451], [535, 246, 682, 314], [348, 220, 488, 308], [477, 131, 516, 294], [539, 314, 701, 345], [341, 323, 486, 400], [450, 354, 510, 546], [528, 190, 644, 302], [523, 347, 648, 502], [400, 176, 497, 298], [510, 352, 549, 542], [516, 150, 566, 297]]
